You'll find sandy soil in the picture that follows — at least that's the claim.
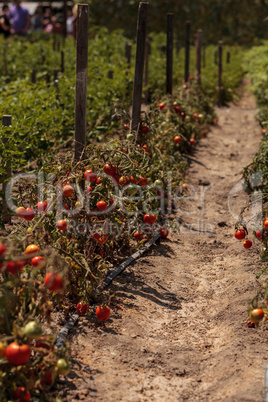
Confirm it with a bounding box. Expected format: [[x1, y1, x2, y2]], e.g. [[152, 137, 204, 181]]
[[51, 84, 268, 402]]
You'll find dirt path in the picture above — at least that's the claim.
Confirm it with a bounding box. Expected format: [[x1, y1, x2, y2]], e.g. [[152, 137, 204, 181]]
[[53, 85, 268, 402]]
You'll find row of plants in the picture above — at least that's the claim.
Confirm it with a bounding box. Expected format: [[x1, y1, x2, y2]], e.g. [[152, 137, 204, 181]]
[[234, 42, 268, 326], [0, 77, 218, 401], [0, 28, 246, 400]]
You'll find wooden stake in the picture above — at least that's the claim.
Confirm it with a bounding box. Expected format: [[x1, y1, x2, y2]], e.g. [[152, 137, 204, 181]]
[[196, 29, 202, 86], [75, 4, 89, 161], [227, 50, 230, 64], [184, 20, 190, 83], [166, 13, 173, 95], [3, 44, 8, 83], [2, 115, 12, 225], [63, 0, 67, 38], [108, 70, 113, 79], [131, 2, 149, 135], [61, 50, 64, 73], [125, 43, 131, 65], [31, 68, 37, 84], [144, 38, 149, 103], [202, 41, 206, 68], [217, 41, 223, 107]]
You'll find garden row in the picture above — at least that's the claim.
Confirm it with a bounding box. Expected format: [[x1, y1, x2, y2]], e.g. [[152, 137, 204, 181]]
[[0, 16, 246, 402], [234, 42, 268, 326]]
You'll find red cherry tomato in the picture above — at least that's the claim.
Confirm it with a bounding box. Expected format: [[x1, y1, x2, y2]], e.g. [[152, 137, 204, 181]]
[[5, 342, 31, 365], [234, 229, 246, 240], [84, 170, 97, 183], [143, 214, 156, 225], [76, 301, 90, 315], [24, 208, 35, 221], [174, 136, 181, 144], [31, 256, 46, 269], [44, 273, 63, 292], [96, 305, 111, 321], [13, 387, 31, 402], [57, 220, 67, 230], [96, 201, 107, 211], [243, 239, 252, 249]]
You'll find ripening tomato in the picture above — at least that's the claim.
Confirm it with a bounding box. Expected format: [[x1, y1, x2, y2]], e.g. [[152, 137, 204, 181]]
[[23, 208, 35, 221], [123, 123, 129, 130], [103, 164, 116, 176], [62, 185, 73, 197], [202, 131, 207, 137], [143, 214, 156, 225], [25, 244, 40, 255], [57, 220, 67, 230], [142, 145, 149, 153], [256, 230, 262, 240], [6, 260, 23, 275], [264, 218, 268, 229], [86, 185, 93, 194], [159, 229, 169, 238], [23, 321, 42, 340], [234, 229, 246, 240], [95, 177, 103, 185], [249, 308, 265, 323], [97, 201, 107, 211], [5, 342, 31, 365], [35, 336, 53, 351], [262, 128, 266, 136], [0, 243, 7, 256], [93, 233, 107, 245], [133, 231, 143, 241], [57, 358, 70, 376], [141, 124, 149, 133], [44, 273, 63, 292], [96, 305, 111, 321], [190, 138, 196, 146], [174, 136, 181, 144], [37, 201, 48, 213], [76, 301, 90, 315], [193, 113, 199, 120], [180, 112, 185, 119], [84, 170, 97, 183], [243, 239, 252, 249], [31, 256, 46, 269], [157, 103, 166, 110], [139, 176, 147, 186], [13, 387, 31, 402], [17, 207, 26, 218]]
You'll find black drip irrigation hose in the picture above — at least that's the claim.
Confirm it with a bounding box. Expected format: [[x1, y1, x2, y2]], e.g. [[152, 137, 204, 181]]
[[55, 233, 161, 349]]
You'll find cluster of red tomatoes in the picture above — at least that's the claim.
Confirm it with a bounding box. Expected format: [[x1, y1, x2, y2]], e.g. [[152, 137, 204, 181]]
[[234, 218, 268, 250]]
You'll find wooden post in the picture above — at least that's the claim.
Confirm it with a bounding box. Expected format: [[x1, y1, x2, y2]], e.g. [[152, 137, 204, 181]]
[[2, 115, 12, 225], [31, 68, 37, 84], [125, 43, 131, 65], [217, 41, 223, 107], [75, 4, 89, 161], [108, 70, 113, 79], [61, 50, 64, 73], [3, 44, 8, 83], [184, 20, 190, 83], [54, 69, 59, 100], [144, 38, 149, 103], [131, 2, 149, 135], [202, 41, 206, 68], [196, 29, 202, 86], [226, 50, 230, 64], [166, 13, 173, 95], [214, 49, 218, 65]]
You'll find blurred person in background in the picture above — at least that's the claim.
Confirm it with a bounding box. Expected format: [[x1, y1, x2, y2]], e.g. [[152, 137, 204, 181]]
[[31, 5, 44, 32], [0, 4, 11, 38], [9, 0, 31, 36]]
